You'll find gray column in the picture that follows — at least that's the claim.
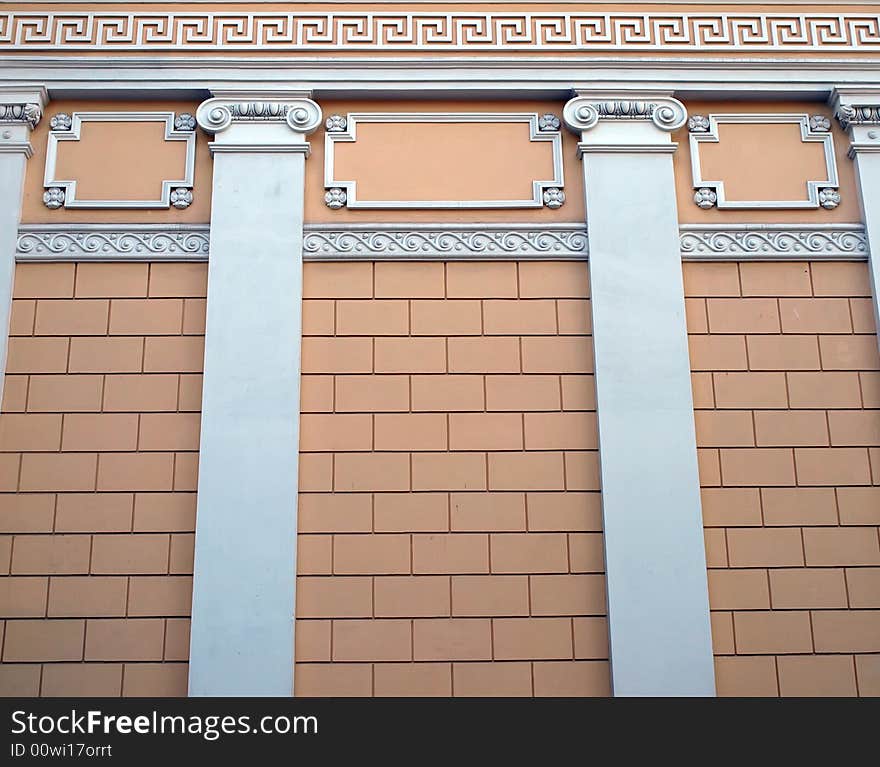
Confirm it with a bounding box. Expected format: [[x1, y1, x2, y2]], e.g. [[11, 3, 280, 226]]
[[190, 96, 321, 696], [834, 88, 880, 349], [563, 93, 715, 696], [0, 87, 46, 405]]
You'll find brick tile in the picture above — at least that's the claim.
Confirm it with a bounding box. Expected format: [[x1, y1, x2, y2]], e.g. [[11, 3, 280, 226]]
[[91, 534, 169, 574], [296, 576, 372, 618], [707, 298, 780, 333], [531, 573, 606, 615], [727, 528, 804, 567], [740, 262, 811, 296], [803, 527, 880, 566], [754, 410, 828, 447], [573, 616, 609, 659], [811, 262, 871, 297], [707, 569, 770, 610], [173, 454, 198, 492], [298, 454, 332, 492], [565, 450, 600, 490], [413, 618, 491, 660], [452, 661, 531, 696], [142, 337, 204, 373], [451, 575, 528, 616], [561, 375, 596, 410], [122, 664, 188, 697], [720, 448, 795, 486], [375, 262, 444, 299], [75, 264, 147, 298], [412, 533, 488, 574], [336, 300, 409, 336], [747, 335, 821, 371], [711, 612, 734, 653], [847, 568, 880, 608], [483, 299, 556, 335], [448, 337, 519, 373], [182, 298, 206, 335], [333, 534, 410, 575], [519, 262, 589, 298], [491, 533, 567, 574], [169, 533, 194, 574], [374, 663, 452, 697], [715, 656, 778, 696], [164, 618, 190, 661], [109, 299, 183, 335], [850, 299, 876, 334], [685, 298, 708, 333], [85, 618, 164, 660], [0, 494, 55, 533], [787, 371, 862, 408], [769, 568, 848, 609], [856, 655, 880, 695], [97, 453, 174, 491], [69, 337, 143, 373], [557, 299, 592, 335], [682, 262, 740, 297], [493, 617, 573, 660], [713, 372, 788, 409], [412, 453, 486, 491], [177, 374, 202, 411], [374, 493, 448, 533], [533, 661, 610, 696], [828, 410, 880, 446], [7, 337, 69, 373], [524, 412, 597, 450], [374, 575, 450, 617], [34, 299, 109, 336], [412, 375, 483, 412], [0, 455, 18, 492], [62, 413, 138, 451], [148, 264, 207, 298], [760, 487, 837, 526], [20, 453, 98, 491], [0, 665, 41, 696], [449, 413, 521, 451], [778, 655, 857, 697], [375, 413, 447, 451], [838, 487, 880, 525], [0, 576, 48, 616], [446, 263, 517, 298], [297, 535, 332, 575], [300, 413, 372, 452], [411, 300, 482, 336], [294, 663, 371, 696], [301, 300, 334, 336], [3, 619, 84, 661], [488, 452, 564, 491], [450, 492, 526, 532], [734, 610, 813, 654], [527, 492, 602, 532], [11, 534, 90, 574], [688, 336, 747, 371], [820, 335, 880, 371], [9, 299, 35, 336], [694, 410, 754, 448], [334, 453, 410, 492], [41, 663, 123, 697], [48, 576, 127, 617], [303, 262, 372, 299], [1, 375, 28, 412], [300, 375, 332, 413], [333, 619, 412, 661], [102, 374, 178, 412], [486, 375, 560, 412], [522, 337, 592, 373], [127, 576, 193, 616], [779, 298, 852, 333], [376, 338, 446, 373], [15, 263, 75, 298], [0, 413, 62, 452], [795, 447, 871, 486], [569, 533, 605, 573], [298, 493, 372, 534], [55, 493, 133, 533], [139, 413, 201, 451], [701, 488, 762, 527], [294, 620, 330, 662], [812, 611, 880, 652], [336, 375, 409, 412]]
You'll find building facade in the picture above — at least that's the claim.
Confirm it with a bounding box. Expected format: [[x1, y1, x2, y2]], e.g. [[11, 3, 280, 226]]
[[0, 1, 879, 697]]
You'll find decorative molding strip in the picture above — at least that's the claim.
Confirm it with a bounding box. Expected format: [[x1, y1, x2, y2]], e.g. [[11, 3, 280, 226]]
[[44, 111, 196, 209], [15, 224, 869, 262], [16, 224, 210, 261], [324, 112, 563, 209], [2, 13, 880, 52], [679, 224, 868, 261], [689, 113, 839, 209]]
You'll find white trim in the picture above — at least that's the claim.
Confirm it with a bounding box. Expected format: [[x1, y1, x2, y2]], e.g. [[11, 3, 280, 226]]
[[323, 112, 563, 209], [44, 111, 195, 208], [689, 113, 838, 209]]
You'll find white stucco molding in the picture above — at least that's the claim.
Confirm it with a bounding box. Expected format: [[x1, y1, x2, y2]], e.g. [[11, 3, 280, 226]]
[[688, 113, 839, 210], [322, 111, 564, 209]]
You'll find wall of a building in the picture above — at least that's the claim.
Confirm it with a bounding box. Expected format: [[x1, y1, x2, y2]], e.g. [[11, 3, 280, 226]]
[[0, 262, 203, 695], [685, 260, 880, 696]]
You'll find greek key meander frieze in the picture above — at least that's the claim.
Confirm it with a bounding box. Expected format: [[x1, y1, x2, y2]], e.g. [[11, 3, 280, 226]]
[[15, 225, 869, 262], [1, 13, 879, 51]]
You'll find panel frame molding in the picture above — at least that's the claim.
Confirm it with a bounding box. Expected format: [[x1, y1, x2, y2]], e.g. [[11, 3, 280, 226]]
[[43, 110, 196, 209], [323, 111, 564, 209], [688, 112, 839, 210]]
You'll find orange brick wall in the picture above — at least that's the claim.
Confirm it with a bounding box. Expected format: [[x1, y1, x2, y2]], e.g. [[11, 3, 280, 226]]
[[294, 261, 608, 696], [685, 260, 880, 697], [0, 262, 205, 696]]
